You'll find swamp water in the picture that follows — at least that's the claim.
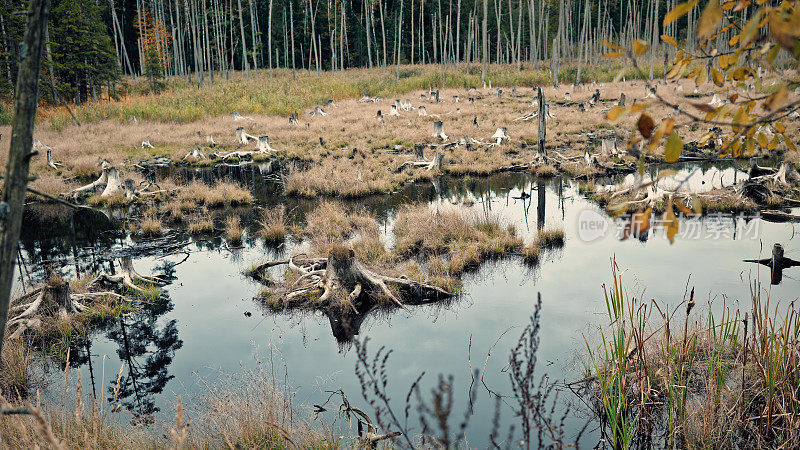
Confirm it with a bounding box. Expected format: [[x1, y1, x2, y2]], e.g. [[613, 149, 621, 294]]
[[18, 163, 800, 447]]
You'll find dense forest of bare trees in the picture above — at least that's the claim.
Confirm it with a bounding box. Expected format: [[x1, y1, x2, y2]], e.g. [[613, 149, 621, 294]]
[[0, 0, 778, 102]]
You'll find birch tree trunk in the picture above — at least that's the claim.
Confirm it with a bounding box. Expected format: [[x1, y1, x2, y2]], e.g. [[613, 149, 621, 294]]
[[237, 0, 250, 76], [482, 0, 488, 87]]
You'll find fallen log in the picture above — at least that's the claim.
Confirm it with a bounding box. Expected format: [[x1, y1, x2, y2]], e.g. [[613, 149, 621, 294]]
[[397, 152, 444, 171]]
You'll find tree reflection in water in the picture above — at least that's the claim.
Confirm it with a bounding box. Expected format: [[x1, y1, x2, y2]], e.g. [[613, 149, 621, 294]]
[[105, 298, 183, 425]]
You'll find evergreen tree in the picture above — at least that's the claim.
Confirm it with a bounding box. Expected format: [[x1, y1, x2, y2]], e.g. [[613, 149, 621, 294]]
[[49, 0, 117, 103]]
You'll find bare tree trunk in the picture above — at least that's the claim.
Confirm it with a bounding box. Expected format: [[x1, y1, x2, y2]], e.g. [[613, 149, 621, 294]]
[[395, 0, 404, 79], [410, 0, 414, 64], [455, 0, 461, 66], [379, 0, 387, 68], [575, 0, 589, 85], [290, 1, 296, 78], [0, 0, 50, 357], [268, 0, 274, 79], [249, 0, 259, 73], [481, 0, 488, 87], [237, 0, 250, 76]]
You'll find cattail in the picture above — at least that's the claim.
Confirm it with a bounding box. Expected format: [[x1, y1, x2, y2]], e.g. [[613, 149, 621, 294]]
[[686, 287, 695, 315]]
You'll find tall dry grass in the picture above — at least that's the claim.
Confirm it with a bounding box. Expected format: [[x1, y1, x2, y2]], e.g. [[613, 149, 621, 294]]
[[585, 259, 800, 448], [0, 356, 337, 448]]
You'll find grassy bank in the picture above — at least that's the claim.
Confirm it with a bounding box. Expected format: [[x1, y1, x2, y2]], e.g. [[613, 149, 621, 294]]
[[585, 260, 800, 448], [40, 63, 659, 129], [0, 351, 338, 448]]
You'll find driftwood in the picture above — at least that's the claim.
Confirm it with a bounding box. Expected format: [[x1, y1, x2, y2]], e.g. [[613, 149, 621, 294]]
[[310, 106, 327, 116], [398, 151, 444, 171], [183, 147, 207, 161], [761, 210, 800, 223]]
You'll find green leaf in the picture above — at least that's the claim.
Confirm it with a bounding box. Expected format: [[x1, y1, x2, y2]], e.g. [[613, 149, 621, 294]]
[[665, 131, 683, 163]]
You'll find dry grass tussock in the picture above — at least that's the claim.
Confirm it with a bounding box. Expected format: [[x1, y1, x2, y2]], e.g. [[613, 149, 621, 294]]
[[0, 359, 336, 448], [585, 261, 800, 448], [224, 215, 243, 244], [135, 210, 164, 236], [176, 180, 252, 207], [187, 217, 215, 234], [263, 202, 524, 300], [259, 205, 287, 243]]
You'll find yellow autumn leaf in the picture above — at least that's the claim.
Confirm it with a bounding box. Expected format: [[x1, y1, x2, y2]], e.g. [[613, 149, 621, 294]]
[[757, 132, 768, 148], [663, 201, 680, 244], [661, 35, 679, 47], [764, 85, 787, 111], [692, 194, 703, 216], [784, 134, 797, 151], [664, 0, 700, 27], [711, 68, 724, 86], [633, 40, 650, 56], [607, 106, 627, 122], [665, 131, 683, 163], [697, 0, 723, 41]]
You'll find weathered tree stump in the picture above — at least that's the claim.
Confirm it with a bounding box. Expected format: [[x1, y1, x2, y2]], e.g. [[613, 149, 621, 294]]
[[100, 167, 123, 197], [744, 243, 800, 285], [433, 121, 448, 141]]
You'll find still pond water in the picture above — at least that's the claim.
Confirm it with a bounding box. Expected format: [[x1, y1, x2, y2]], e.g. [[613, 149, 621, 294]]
[[18, 162, 800, 447]]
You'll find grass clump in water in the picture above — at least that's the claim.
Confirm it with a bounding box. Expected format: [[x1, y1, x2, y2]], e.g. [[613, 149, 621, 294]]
[[178, 181, 252, 208], [258, 206, 287, 243], [136, 212, 164, 237], [188, 217, 215, 234], [585, 259, 800, 448], [224, 215, 244, 245]]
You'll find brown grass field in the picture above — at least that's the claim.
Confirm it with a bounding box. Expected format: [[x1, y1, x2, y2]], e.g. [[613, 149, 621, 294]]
[[5, 68, 795, 200]]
